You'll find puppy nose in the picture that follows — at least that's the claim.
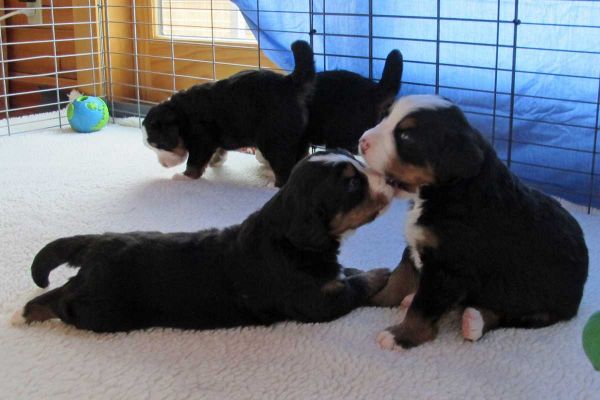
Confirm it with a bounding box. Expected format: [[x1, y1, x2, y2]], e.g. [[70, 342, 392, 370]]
[[359, 138, 370, 155]]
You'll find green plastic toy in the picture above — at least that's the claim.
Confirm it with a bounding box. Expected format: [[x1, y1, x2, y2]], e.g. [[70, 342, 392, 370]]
[[583, 311, 600, 371]]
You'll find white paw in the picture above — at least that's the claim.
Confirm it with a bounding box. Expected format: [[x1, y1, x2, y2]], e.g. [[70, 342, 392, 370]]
[[462, 307, 484, 341], [400, 293, 415, 309], [172, 173, 192, 181], [265, 181, 276, 189], [209, 158, 226, 167], [10, 308, 26, 326], [376, 330, 403, 351], [209, 150, 227, 167]]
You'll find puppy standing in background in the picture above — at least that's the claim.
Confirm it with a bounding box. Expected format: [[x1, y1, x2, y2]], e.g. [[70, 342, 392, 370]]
[[13, 151, 393, 333], [142, 41, 315, 187], [306, 49, 404, 153], [359, 95, 588, 349]]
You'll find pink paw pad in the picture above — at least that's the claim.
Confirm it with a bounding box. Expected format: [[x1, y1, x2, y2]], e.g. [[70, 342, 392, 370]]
[[400, 293, 415, 309], [462, 307, 484, 341], [376, 330, 403, 351]]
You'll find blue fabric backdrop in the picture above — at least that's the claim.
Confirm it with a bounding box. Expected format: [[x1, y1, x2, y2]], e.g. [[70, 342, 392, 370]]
[[233, 0, 600, 208]]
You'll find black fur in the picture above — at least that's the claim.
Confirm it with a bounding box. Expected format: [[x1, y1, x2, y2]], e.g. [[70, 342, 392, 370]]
[[306, 50, 403, 153], [367, 99, 588, 347], [142, 40, 315, 187], [21, 151, 390, 333]]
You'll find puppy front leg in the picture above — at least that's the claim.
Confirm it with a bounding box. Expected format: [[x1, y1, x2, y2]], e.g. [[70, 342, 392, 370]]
[[179, 151, 213, 179], [303, 268, 390, 322], [378, 264, 465, 350], [369, 248, 420, 307]]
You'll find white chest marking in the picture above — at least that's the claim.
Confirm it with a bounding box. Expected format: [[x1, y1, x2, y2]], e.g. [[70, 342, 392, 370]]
[[405, 194, 425, 271]]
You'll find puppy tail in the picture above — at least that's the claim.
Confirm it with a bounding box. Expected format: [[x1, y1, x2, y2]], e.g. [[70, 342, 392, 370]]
[[31, 235, 96, 288], [290, 40, 315, 88], [377, 49, 403, 96]]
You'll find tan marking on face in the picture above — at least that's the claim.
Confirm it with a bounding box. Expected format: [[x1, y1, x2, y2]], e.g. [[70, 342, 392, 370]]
[[386, 157, 435, 193], [342, 164, 356, 178], [324, 161, 392, 236], [330, 191, 390, 235], [398, 116, 417, 130]]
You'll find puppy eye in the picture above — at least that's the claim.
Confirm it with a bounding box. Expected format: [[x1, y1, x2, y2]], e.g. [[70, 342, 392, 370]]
[[399, 132, 411, 141], [346, 176, 362, 191]]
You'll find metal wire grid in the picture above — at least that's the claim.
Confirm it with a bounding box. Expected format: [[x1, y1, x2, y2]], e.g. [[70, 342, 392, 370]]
[[0, 1, 598, 212], [0, 1, 107, 136]]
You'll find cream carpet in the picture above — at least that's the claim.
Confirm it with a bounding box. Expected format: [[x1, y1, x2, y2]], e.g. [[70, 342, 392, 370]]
[[1, 113, 599, 399]]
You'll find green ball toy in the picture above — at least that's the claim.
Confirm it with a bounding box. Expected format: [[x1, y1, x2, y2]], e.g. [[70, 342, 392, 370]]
[[67, 95, 109, 133], [583, 311, 600, 371]]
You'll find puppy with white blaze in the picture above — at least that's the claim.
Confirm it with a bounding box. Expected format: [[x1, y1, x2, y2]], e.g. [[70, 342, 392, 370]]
[[359, 94, 588, 350], [13, 151, 393, 333], [142, 40, 315, 187]]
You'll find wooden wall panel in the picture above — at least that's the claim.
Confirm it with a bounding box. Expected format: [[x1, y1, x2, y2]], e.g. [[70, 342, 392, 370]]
[[133, 0, 278, 104], [4, 0, 78, 116], [0, 0, 281, 117]]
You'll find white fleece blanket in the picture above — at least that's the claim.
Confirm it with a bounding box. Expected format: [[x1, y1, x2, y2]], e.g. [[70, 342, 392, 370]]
[[1, 115, 599, 399]]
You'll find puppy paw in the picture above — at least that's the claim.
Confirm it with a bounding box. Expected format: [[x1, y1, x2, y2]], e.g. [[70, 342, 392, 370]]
[[208, 149, 227, 167], [364, 268, 391, 297], [255, 149, 270, 167], [10, 308, 26, 326], [342, 267, 363, 277], [400, 293, 415, 309], [380, 318, 437, 350], [462, 307, 484, 341], [265, 181, 277, 189], [377, 329, 404, 351], [172, 173, 192, 181]]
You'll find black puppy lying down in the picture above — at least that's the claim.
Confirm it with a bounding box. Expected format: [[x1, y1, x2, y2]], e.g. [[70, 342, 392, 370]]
[[13, 151, 393, 333]]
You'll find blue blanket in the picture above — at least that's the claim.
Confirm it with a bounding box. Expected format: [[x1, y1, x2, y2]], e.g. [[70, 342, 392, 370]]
[[234, 0, 600, 208]]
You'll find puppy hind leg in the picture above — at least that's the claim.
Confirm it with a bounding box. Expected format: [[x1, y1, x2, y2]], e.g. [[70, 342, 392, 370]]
[[461, 307, 501, 341], [500, 311, 565, 329], [255, 149, 271, 167], [208, 148, 227, 167], [262, 153, 294, 188], [17, 287, 66, 324]]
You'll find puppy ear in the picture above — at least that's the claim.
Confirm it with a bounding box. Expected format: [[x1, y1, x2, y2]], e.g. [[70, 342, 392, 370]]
[[163, 120, 180, 147], [286, 207, 332, 252], [436, 130, 484, 183], [279, 189, 332, 252]]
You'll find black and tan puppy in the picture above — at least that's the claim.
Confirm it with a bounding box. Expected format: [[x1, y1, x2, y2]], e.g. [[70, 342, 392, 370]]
[[13, 151, 393, 333], [142, 41, 314, 187], [306, 50, 403, 153], [359, 95, 588, 349]]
